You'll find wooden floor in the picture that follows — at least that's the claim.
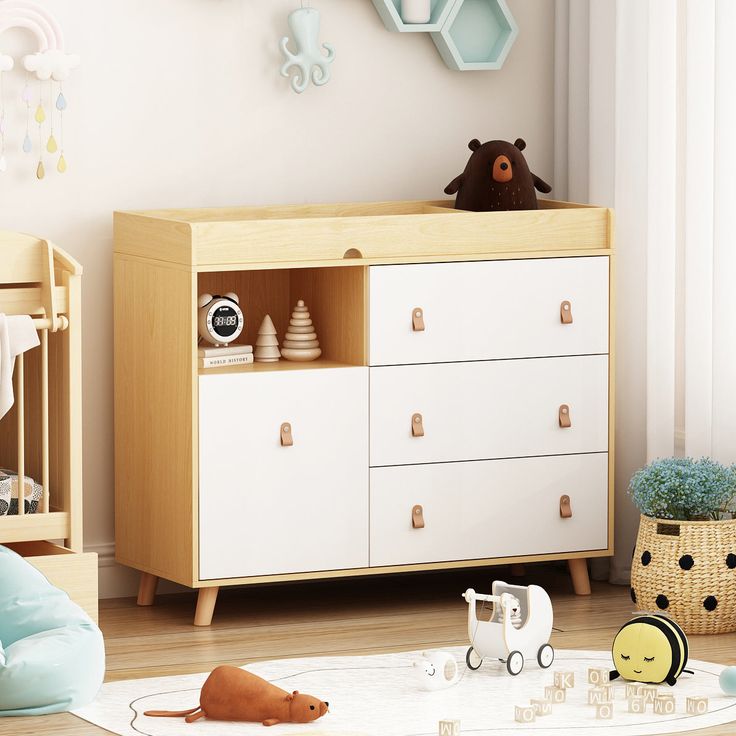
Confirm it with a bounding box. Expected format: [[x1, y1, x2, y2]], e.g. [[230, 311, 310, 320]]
[[7, 563, 736, 735]]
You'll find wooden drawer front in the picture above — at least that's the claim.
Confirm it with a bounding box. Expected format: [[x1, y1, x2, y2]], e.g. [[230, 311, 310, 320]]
[[370, 453, 608, 567], [370, 355, 608, 467], [369, 256, 609, 365], [199, 368, 369, 580]]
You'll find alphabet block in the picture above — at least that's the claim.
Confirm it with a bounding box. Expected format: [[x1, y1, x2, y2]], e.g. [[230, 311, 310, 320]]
[[515, 706, 536, 723], [599, 684, 614, 701], [588, 687, 607, 705], [554, 671, 575, 689], [626, 683, 643, 699], [595, 702, 613, 719], [686, 696, 708, 715], [628, 696, 645, 714], [654, 696, 676, 715], [545, 685, 566, 703], [530, 699, 552, 716], [588, 667, 610, 685], [641, 686, 658, 705], [439, 720, 460, 736]]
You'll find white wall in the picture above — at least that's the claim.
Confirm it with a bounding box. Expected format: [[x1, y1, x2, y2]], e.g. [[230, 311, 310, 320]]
[[0, 0, 556, 597]]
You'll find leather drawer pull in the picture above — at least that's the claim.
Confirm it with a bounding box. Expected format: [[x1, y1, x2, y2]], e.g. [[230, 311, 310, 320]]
[[280, 422, 293, 446], [411, 412, 425, 437], [412, 504, 425, 529], [560, 300, 573, 324], [558, 404, 571, 428], [412, 307, 425, 332], [560, 494, 572, 519]]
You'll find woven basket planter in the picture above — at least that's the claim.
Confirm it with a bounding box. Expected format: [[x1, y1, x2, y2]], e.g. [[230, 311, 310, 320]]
[[631, 514, 736, 634]]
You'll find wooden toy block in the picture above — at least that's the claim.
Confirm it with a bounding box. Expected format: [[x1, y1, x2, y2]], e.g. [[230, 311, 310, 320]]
[[625, 683, 643, 698], [628, 696, 645, 713], [588, 667, 610, 685], [439, 719, 460, 736], [595, 702, 613, 719], [640, 685, 658, 704], [686, 696, 708, 715], [554, 671, 575, 689], [653, 695, 676, 715], [530, 699, 552, 716], [515, 706, 536, 723], [544, 685, 566, 703], [599, 684, 614, 701], [588, 687, 607, 705]]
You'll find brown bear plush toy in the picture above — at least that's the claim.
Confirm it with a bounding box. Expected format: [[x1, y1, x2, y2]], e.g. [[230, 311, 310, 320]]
[[144, 665, 329, 727], [445, 138, 551, 211]]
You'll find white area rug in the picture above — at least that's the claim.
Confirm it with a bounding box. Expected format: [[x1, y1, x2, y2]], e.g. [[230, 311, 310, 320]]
[[73, 648, 736, 736]]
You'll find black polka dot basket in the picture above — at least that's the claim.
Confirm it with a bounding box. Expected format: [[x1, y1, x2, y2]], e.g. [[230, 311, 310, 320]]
[[631, 514, 736, 634]]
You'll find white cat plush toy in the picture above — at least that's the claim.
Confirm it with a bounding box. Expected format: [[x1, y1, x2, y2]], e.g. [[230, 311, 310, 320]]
[[412, 651, 460, 691]]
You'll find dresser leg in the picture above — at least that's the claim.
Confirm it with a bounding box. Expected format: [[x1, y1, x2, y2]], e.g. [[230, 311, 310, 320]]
[[194, 586, 219, 626], [137, 572, 159, 606], [567, 558, 591, 595]]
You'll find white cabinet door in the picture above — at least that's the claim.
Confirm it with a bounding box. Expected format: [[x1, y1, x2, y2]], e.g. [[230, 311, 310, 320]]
[[370, 453, 609, 567], [369, 257, 609, 365], [198, 368, 368, 580], [370, 355, 609, 466]]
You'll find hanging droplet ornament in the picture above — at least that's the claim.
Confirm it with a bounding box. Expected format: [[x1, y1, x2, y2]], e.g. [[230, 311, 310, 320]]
[[47, 134, 57, 153], [36, 160, 45, 179], [35, 104, 45, 124], [57, 153, 67, 173], [56, 91, 67, 111], [56, 82, 67, 174], [21, 84, 32, 104], [22, 133, 32, 153]]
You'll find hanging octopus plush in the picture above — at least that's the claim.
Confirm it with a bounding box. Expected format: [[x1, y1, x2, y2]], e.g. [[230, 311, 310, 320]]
[[280, 4, 335, 94]]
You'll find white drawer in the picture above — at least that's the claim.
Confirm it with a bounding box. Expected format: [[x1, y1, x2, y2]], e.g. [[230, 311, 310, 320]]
[[370, 355, 608, 466], [369, 257, 609, 365], [198, 367, 368, 579], [369, 453, 609, 567]]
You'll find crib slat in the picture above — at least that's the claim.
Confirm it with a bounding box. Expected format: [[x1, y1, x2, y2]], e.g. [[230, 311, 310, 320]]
[[16, 353, 24, 516], [41, 329, 49, 513]]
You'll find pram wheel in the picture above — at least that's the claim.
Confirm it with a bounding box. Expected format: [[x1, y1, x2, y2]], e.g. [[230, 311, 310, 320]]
[[537, 643, 554, 668], [506, 650, 524, 675], [466, 647, 483, 670]]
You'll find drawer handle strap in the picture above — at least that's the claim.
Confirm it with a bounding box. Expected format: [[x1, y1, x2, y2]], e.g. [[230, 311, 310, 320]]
[[560, 300, 573, 324], [560, 494, 573, 519], [412, 307, 426, 332], [411, 412, 425, 437], [558, 404, 571, 428], [412, 504, 425, 529], [280, 422, 293, 447]]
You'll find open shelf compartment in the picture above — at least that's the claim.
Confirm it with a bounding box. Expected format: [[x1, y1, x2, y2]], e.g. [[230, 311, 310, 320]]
[[371, 0, 456, 33]]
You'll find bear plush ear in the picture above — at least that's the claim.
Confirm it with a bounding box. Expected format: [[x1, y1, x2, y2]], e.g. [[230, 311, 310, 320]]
[[514, 138, 527, 151], [468, 139, 482, 152]]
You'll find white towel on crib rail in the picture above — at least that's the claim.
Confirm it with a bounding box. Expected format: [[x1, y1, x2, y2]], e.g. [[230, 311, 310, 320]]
[[0, 314, 40, 420]]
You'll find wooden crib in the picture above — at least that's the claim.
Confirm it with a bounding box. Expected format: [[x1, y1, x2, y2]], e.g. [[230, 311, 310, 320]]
[[0, 231, 97, 621]]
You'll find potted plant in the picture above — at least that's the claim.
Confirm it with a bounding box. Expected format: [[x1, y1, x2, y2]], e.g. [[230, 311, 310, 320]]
[[629, 457, 736, 634]]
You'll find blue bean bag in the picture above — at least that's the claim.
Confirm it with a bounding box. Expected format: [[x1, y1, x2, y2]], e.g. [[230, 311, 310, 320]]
[[0, 544, 105, 716]]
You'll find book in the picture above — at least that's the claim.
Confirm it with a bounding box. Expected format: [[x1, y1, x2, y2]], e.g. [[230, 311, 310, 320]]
[[199, 353, 254, 369], [198, 344, 253, 358]]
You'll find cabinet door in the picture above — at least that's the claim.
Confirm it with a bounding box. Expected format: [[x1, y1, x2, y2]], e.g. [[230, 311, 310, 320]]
[[370, 355, 609, 466], [369, 256, 609, 365], [370, 453, 609, 567], [198, 367, 368, 580]]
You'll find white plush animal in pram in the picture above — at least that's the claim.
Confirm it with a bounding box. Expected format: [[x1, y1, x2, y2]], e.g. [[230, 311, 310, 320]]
[[463, 581, 554, 676]]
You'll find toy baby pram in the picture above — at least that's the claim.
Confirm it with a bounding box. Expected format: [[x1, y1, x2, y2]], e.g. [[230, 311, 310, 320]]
[[463, 581, 554, 676]]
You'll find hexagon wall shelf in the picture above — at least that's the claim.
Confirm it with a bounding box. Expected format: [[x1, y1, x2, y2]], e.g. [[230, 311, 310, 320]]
[[371, 0, 456, 33], [371, 0, 517, 70]]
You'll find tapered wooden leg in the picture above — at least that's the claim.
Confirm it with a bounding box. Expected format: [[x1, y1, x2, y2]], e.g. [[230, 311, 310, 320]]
[[194, 586, 219, 626], [568, 558, 591, 595], [510, 563, 526, 577], [137, 572, 159, 606]]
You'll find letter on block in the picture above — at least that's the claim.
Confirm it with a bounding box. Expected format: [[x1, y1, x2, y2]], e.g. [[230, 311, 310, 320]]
[[530, 699, 552, 716], [554, 671, 575, 689], [588, 687, 607, 705], [515, 706, 536, 723], [439, 719, 460, 736], [654, 696, 676, 715], [596, 702, 613, 719], [588, 667, 610, 685], [628, 696, 645, 713], [686, 697, 708, 715], [626, 683, 643, 698], [545, 686, 566, 703], [641, 686, 658, 704]]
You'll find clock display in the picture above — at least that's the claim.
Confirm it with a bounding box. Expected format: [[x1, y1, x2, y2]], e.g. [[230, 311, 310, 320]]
[[211, 306, 239, 337]]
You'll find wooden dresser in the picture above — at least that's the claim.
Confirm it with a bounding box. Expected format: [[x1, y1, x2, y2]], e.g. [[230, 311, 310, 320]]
[[113, 199, 614, 625]]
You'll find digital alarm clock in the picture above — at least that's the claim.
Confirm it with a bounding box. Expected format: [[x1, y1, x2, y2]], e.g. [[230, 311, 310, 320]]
[[197, 292, 244, 346]]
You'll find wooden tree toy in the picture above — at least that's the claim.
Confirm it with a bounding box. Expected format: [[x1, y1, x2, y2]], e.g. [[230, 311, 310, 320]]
[[438, 720, 460, 736], [280, 300, 322, 362], [254, 314, 280, 363], [686, 696, 708, 714]]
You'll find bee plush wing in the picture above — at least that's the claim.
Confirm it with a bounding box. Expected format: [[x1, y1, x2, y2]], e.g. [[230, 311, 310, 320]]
[[609, 669, 621, 681]]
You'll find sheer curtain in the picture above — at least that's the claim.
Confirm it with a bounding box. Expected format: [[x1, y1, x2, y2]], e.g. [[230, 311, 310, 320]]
[[555, 0, 736, 583]]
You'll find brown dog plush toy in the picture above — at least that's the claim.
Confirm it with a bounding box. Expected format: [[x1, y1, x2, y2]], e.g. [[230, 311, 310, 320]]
[[144, 665, 329, 727], [445, 138, 551, 211]]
